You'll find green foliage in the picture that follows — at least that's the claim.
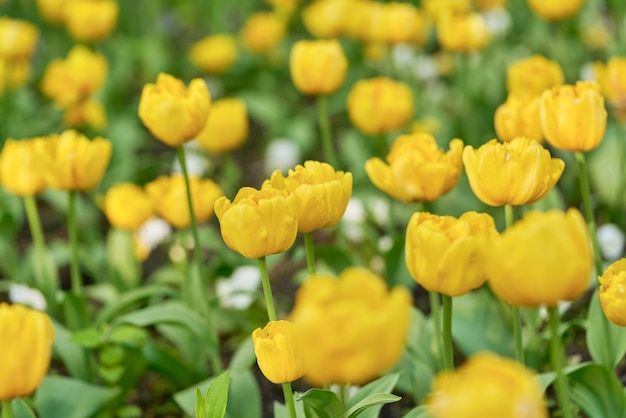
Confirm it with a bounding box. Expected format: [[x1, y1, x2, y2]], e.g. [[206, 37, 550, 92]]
[[196, 370, 230, 418], [586, 288, 626, 369]]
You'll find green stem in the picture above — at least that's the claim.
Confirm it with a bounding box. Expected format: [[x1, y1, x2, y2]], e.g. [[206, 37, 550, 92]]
[[442, 294, 454, 370], [574, 152, 603, 277], [429, 292, 443, 370], [2, 399, 12, 418], [68, 191, 82, 295], [258, 257, 278, 321], [304, 232, 316, 276], [282, 382, 297, 418], [505, 204, 525, 365], [317, 95, 338, 168], [24, 195, 45, 248], [176, 146, 204, 267], [548, 305, 574, 418]]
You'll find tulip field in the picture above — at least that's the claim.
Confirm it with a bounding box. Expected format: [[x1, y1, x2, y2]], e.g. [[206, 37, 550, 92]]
[[2, 0, 626, 417]]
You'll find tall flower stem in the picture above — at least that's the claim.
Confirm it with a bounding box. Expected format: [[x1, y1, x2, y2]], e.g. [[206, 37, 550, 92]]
[[574, 152, 603, 276], [304, 232, 316, 276], [176, 146, 204, 271], [282, 382, 298, 418], [442, 294, 454, 370], [429, 292, 443, 369], [68, 191, 82, 295], [505, 204, 524, 365], [317, 95, 338, 168], [258, 257, 278, 321], [548, 305, 574, 418], [2, 400, 12, 418]]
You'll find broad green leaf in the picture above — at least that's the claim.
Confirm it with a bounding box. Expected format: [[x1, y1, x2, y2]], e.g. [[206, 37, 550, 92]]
[[114, 301, 207, 336], [201, 370, 230, 418], [401, 406, 431, 418], [11, 398, 36, 418], [346, 374, 399, 418], [568, 363, 626, 418], [35, 376, 120, 418], [95, 285, 176, 326], [586, 289, 626, 369], [62, 293, 90, 330], [71, 327, 103, 349], [228, 336, 256, 373], [536, 362, 590, 393], [345, 393, 401, 418], [298, 389, 343, 418], [109, 324, 148, 346], [52, 320, 91, 381], [143, 341, 200, 388]]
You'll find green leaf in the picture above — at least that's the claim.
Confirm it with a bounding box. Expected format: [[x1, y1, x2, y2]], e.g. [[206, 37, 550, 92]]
[[228, 336, 256, 373], [99, 345, 125, 366], [201, 370, 230, 418], [98, 365, 125, 384], [71, 327, 103, 349], [11, 398, 36, 418], [51, 320, 91, 381], [568, 363, 626, 418], [106, 228, 141, 289], [345, 393, 401, 418], [586, 288, 626, 369], [346, 374, 399, 418], [196, 388, 206, 418], [108, 324, 148, 346], [35, 376, 120, 418], [95, 284, 176, 326], [62, 293, 90, 330], [298, 389, 343, 418], [143, 341, 201, 388], [114, 301, 207, 336], [400, 405, 431, 418]]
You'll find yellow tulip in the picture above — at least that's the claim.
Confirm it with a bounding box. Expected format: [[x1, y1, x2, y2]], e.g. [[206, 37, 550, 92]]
[[540, 81, 607, 152], [462, 137, 564, 206], [426, 352, 548, 418], [436, 12, 491, 52], [0, 303, 55, 401], [0, 138, 47, 196], [369, 3, 428, 46], [265, 0, 300, 15], [145, 174, 223, 229], [599, 259, 626, 327], [405, 211, 498, 296], [0, 58, 31, 93], [64, 98, 107, 131], [506, 55, 564, 97], [289, 267, 412, 386], [290, 39, 348, 96], [0, 17, 39, 60], [473, 0, 507, 12], [64, 0, 119, 42], [36, 0, 68, 24], [302, 0, 351, 39], [241, 12, 286, 54], [264, 161, 353, 233], [35, 130, 112, 191], [494, 93, 544, 143], [189, 34, 238, 75], [195, 98, 248, 153], [347, 77, 413, 135], [102, 183, 153, 231], [41, 45, 108, 108], [214, 187, 298, 259], [593, 57, 626, 122], [526, 0, 585, 20], [343, 1, 378, 42], [252, 320, 306, 384], [365, 134, 463, 203], [138, 73, 212, 147], [488, 209, 593, 307]]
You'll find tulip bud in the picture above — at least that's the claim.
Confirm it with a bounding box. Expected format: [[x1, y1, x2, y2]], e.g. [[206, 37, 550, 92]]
[[189, 34, 238, 75], [0, 138, 47, 196], [64, 0, 119, 42], [526, 0, 585, 21], [436, 12, 491, 52], [494, 93, 544, 143], [252, 320, 306, 384], [599, 258, 626, 326], [102, 183, 153, 231], [506, 55, 564, 97], [290, 39, 348, 96], [593, 57, 626, 122], [195, 98, 249, 153], [241, 12, 286, 54]]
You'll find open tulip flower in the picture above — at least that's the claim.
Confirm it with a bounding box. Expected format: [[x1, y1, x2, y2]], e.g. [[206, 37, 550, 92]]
[[463, 137, 564, 207], [599, 258, 626, 326], [252, 320, 306, 384]]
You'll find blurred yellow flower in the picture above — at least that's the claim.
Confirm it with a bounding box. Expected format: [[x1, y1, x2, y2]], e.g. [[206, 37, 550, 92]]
[[422, 0, 470, 22], [195, 98, 248, 153], [405, 211, 498, 296], [411, 116, 441, 136], [0, 17, 39, 60], [526, 0, 585, 21], [64, 98, 107, 131], [252, 320, 306, 384], [302, 0, 351, 39], [370, 2, 428, 46], [473, 0, 507, 11], [214, 187, 297, 259], [494, 93, 543, 142], [0, 303, 55, 401], [138, 73, 212, 147], [265, 0, 299, 15], [506, 55, 564, 97], [41, 45, 108, 108], [540, 81, 607, 152], [343, 1, 378, 42], [0, 138, 47, 196], [241, 12, 286, 54], [36, 0, 68, 24], [64, 0, 119, 42], [102, 183, 153, 231], [437, 12, 491, 52], [426, 352, 548, 418], [145, 174, 223, 229], [290, 39, 347, 96], [347, 77, 413, 135], [463, 137, 564, 206], [289, 267, 412, 386], [593, 57, 626, 121], [365, 134, 463, 203], [0, 58, 31, 93], [189, 34, 238, 75], [35, 130, 112, 191], [265, 161, 353, 233], [488, 209, 593, 307], [599, 258, 626, 327]]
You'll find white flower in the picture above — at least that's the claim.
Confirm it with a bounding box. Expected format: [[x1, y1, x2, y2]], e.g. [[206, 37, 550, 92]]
[[265, 139, 300, 175], [136, 217, 172, 252], [597, 223, 625, 261], [216, 266, 261, 309], [482, 8, 511, 37], [9, 284, 47, 311], [367, 197, 390, 227], [341, 197, 366, 243], [171, 141, 209, 177]]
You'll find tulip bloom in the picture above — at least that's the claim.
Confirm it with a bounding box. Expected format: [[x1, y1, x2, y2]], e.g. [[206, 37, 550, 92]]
[[426, 352, 548, 418], [488, 209, 593, 307], [0, 138, 47, 196], [138, 73, 211, 147], [189, 34, 238, 75], [365, 134, 463, 203], [145, 175, 223, 229], [36, 0, 67, 24], [0, 59, 31, 93], [593, 57, 626, 121], [436, 12, 491, 52], [463, 137, 564, 206], [370, 3, 428, 46], [405, 211, 498, 296], [290, 39, 348, 96], [264, 161, 353, 233], [422, 0, 470, 22], [214, 187, 298, 259], [0, 303, 55, 401], [540, 81, 607, 152], [35, 130, 112, 191], [302, 0, 351, 39], [102, 183, 153, 231], [252, 320, 306, 384], [289, 267, 412, 386], [506, 55, 564, 97], [64, 98, 107, 131], [0, 18, 38, 60], [241, 12, 286, 54], [195, 98, 249, 153], [526, 0, 585, 20], [64, 0, 119, 42], [347, 77, 413, 135], [599, 259, 626, 326], [494, 93, 543, 143]]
